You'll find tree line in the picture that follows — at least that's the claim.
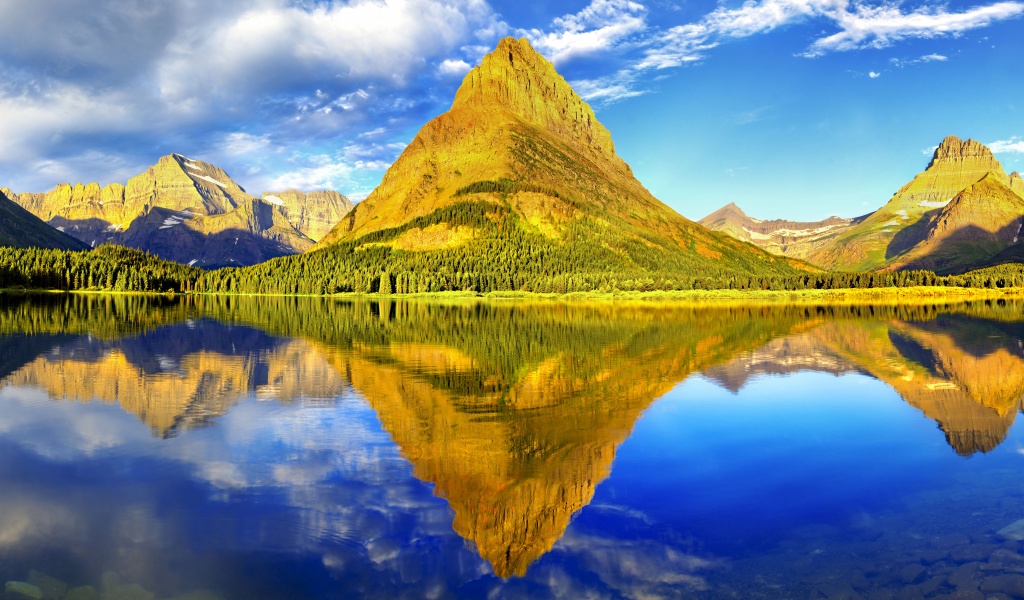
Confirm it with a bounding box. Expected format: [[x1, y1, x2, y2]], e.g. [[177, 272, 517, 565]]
[[2, 234, 1024, 295]]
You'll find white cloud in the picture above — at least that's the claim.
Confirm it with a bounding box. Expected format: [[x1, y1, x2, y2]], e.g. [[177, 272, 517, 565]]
[[156, 0, 494, 102], [521, 0, 648, 65], [868, 71, 881, 78], [571, 71, 646, 103], [438, 59, 472, 77], [989, 137, 1024, 153], [805, 1, 1024, 56], [891, 53, 949, 68], [219, 132, 271, 156], [0, 0, 498, 192]]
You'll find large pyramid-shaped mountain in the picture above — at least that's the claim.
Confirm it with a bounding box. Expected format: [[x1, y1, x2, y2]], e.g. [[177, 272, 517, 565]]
[[9, 155, 353, 268], [808, 136, 1022, 271], [316, 37, 801, 285]]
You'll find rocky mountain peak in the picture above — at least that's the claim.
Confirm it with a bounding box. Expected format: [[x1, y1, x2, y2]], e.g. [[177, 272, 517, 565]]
[[1011, 171, 1024, 198], [451, 37, 616, 158], [927, 135, 1000, 170]]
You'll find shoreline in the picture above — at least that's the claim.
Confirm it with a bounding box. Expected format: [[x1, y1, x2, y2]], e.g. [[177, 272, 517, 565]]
[[2, 286, 1024, 306]]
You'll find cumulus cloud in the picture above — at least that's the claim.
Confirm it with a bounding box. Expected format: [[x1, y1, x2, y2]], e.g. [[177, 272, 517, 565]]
[[438, 59, 473, 76], [0, 0, 498, 193], [869, 71, 881, 78]]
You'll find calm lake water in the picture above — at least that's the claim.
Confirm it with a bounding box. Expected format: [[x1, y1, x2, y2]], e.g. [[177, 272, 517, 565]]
[[2, 295, 1024, 599]]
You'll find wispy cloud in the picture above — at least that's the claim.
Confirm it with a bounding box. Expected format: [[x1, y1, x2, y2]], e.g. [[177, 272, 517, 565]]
[[521, 0, 648, 65], [805, 1, 1024, 56], [890, 53, 949, 67], [520, 0, 1023, 103], [989, 137, 1024, 153]]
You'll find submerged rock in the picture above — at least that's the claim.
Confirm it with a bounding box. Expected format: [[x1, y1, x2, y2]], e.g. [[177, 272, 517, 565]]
[[99, 572, 155, 600], [66, 586, 99, 600], [998, 519, 1024, 541], [27, 571, 67, 600], [980, 573, 1024, 596], [5, 581, 44, 600]]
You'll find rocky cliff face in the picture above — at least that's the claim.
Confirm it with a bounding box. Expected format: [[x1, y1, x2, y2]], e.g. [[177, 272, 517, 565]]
[[262, 189, 353, 241], [698, 202, 859, 261], [1011, 172, 1024, 198], [316, 37, 803, 281], [0, 188, 88, 250], [8, 154, 351, 267]]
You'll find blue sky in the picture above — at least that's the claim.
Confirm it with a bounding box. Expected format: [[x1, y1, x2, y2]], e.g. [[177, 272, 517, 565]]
[[0, 0, 1021, 221]]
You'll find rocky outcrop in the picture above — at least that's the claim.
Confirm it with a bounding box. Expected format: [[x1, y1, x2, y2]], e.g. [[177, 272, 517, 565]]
[[7, 154, 349, 267], [262, 189, 353, 241], [698, 202, 859, 261]]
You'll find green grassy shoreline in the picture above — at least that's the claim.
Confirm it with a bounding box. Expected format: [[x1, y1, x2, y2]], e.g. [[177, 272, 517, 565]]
[[4, 285, 1024, 306]]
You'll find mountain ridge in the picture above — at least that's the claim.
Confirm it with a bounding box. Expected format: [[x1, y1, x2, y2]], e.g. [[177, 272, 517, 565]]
[[698, 202, 862, 260], [9, 154, 353, 267]]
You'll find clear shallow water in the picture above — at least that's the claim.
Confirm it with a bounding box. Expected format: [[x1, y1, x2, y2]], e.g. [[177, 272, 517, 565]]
[[1, 296, 1024, 599]]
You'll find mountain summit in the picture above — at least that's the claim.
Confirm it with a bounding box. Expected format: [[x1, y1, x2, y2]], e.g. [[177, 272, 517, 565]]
[[315, 37, 800, 288], [9, 155, 352, 268], [807, 135, 1022, 271]]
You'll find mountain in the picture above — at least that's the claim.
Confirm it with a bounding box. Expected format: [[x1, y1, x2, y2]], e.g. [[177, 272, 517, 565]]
[[698, 202, 861, 261], [0, 188, 88, 250], [8, 155, 351, 268], [885, 173, 1024, 272], [261, 190, 353, 241], [807, 135, 1021, 271], [304, 37, 802, 290], [1012, 171, 1024, 197]]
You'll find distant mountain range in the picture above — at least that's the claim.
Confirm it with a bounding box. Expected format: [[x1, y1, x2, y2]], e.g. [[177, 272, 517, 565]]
[[702, 136, 1024, 274], [697, 203, 863, 262], [3, 154, 352, 268]]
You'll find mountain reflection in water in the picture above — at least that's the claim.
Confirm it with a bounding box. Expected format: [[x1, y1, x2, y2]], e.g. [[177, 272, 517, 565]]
[[1, 294, 1023, 598]]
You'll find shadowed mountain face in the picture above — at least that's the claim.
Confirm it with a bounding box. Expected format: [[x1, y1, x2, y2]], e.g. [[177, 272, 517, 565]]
[[0, 189, 88, 250], [4, 155, 352, 267], [702, 311, 1024, 456], [3, 295, 1024, 579]]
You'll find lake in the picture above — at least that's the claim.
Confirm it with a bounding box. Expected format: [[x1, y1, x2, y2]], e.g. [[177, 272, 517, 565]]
[[2, 294, 1024, 599]]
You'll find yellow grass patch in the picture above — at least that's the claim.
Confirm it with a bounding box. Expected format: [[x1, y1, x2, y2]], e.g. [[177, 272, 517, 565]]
[[363, 223, 478, 252]]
